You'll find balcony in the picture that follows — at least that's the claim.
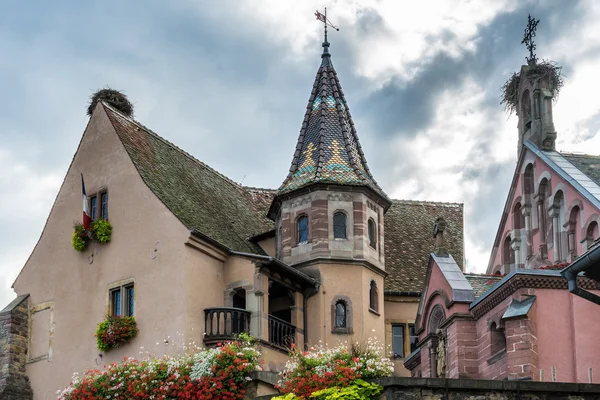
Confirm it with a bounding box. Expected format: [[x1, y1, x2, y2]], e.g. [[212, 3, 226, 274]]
[[203, 307, 296, 350], [204, 307, 251, 345]]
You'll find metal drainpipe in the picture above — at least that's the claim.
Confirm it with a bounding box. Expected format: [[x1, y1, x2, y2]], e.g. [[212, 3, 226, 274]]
[[560, 245, 600, 306], [303, 285, 319, 351]]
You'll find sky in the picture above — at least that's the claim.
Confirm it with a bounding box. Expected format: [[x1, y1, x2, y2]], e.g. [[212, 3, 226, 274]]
[[2, 0, 600, 306]]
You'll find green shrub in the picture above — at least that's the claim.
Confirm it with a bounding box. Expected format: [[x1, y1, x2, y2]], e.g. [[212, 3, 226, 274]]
[[91, 219, 112, 243], [72, 224, 89, 252], [310, 380, 383, 399]]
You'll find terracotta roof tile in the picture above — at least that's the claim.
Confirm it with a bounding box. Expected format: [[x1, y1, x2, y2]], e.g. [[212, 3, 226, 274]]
[[384, 200, 464, 292]]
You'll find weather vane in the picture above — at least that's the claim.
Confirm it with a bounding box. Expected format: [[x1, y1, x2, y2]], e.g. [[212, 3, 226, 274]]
[[315, 8, 339, 43], [521, 14, 540, 64]]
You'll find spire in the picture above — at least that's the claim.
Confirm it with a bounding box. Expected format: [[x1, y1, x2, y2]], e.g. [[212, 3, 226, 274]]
[[277, 21, 386, 200]]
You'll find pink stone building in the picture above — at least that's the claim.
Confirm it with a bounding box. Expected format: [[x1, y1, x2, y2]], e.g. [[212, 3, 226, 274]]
[[405, 54, 600, 383]]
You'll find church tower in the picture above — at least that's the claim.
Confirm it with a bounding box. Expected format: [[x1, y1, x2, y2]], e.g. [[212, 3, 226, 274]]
[[515, 16, 558, 154], [268, 18, 390, 346]]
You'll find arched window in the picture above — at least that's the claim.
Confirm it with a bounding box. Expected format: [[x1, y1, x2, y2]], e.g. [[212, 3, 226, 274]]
[[490, 322, 506, 355], [368, 219, 377, 248], [586, 220, 599, 249], [513, 202, 525, 230], [297, 215, 309, 244], [369, 281, 378, 312], [333, 212, 347, 239], [553, 190, 565, 261], [523, 164, 534, 196], [335, 300, 347, 328], [502, 236, 514, 269], [538, 178, 550, 258]]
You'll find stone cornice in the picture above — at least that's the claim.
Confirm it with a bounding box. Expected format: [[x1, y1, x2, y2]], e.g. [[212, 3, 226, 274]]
[[470, 273, 597, 319]]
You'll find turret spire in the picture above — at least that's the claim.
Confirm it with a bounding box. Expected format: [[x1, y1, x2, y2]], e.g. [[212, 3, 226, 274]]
[[277, 13, 386, 201]]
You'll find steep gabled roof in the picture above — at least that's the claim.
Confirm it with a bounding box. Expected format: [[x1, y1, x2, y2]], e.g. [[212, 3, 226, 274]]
[[561, 153, 600, 188], [384, 200, 464, 292], [278, 40, 386, 199], [102, 103, 274, 253]]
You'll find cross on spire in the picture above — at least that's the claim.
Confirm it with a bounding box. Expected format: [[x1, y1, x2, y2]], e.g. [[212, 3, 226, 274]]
[[315, 8, 339, 63], [521, 14, 540, 64]]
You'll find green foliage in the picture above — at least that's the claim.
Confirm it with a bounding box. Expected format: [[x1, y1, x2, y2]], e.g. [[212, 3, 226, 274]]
[[310, 380, 383, 400], [72, 224, 89, 252], [95, 315, 138, 352], [91, 219, 112, 243], [272, 394, 302, 400]]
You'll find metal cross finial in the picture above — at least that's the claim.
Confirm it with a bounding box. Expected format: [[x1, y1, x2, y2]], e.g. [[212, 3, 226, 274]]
[[521, 14, 540, 64]]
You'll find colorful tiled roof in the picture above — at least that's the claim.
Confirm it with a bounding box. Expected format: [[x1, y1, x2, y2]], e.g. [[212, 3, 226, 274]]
[[103, 103, 274, 253], [278, 41, 386, 199], [384, 200, 464, 292], [464, 274, 503, 299], [561, 153, 600, 187]]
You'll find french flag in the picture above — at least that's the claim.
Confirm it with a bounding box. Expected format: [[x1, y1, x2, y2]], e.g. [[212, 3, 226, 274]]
[[81, 174, 91, 230]]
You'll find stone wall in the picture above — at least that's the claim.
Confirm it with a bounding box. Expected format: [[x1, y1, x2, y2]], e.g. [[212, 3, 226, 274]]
[[249, 374, 600, 399], [0, 294, 33, 400]]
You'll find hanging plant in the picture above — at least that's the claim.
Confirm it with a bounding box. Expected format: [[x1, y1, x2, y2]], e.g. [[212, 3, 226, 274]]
[[95, 314, 138, 352], [501, 60, 564, 115], [72, 224, 90, 252], [71, 220, 113, 251], [91, 219, 112, 243]]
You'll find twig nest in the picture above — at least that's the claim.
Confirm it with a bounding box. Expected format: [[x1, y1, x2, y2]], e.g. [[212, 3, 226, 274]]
[[87, 88, 134, 117]]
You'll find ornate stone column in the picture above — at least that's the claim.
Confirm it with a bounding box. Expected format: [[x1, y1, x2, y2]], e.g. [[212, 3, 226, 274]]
[[511, 237, 522, 269], [535, 194, 547, 259], [549, 205, 561, 262], [522, 204, 533, 260]]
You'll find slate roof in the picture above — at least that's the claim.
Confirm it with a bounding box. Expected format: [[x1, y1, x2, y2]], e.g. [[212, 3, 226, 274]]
[[278, 41, 386, 199], [561, 153, 600, 187], [384, 200, 464, 292], [103, 103, 274, 254], [464, 274, 503, 299]]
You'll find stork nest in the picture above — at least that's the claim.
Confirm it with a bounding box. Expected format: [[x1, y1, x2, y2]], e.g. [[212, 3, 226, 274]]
[[87, 88, 134, 117], [500, 60, 564, 115]]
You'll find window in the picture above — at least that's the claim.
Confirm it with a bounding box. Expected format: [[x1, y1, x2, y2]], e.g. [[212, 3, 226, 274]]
[[335, 300, 346, 328], [391, 323, 418, 358], [110, 283, 135, 317], [91, 196, 98, 220], [409, 324, 419, 354], [490, 322, 506, 355], [89, 191, 108, 220], [297, 216, 309, 244], [101, 192, 109, 220], [368, 219, 376, 248], [369, 281, 378, 312], [392, 324, 405, 358], [333, 212, 347, 239]]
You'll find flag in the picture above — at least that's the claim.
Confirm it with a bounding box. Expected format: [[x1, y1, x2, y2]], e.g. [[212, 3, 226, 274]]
[[82, 174, 91, 230], [315, 10, 326, 23]]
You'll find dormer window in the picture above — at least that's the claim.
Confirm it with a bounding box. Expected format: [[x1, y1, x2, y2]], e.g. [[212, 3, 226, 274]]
[[333, 212, 347, 239], [368, 218, 377, 248], [297, 215, 309, 244]]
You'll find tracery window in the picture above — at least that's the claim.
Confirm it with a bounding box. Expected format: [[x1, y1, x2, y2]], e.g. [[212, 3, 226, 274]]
[[333, 212, 347, 239], [297, 215, 309, 244], [368, 218, 377, 248]]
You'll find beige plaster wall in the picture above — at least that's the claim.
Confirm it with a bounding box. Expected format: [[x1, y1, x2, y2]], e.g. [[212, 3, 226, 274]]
[[302, 263, 385, 349], [384, 295, 419, 377], [13, 106, 192, 400]]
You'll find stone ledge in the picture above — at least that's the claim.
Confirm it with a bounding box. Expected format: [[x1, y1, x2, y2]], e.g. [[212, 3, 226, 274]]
[[374, 377, 600, 393]]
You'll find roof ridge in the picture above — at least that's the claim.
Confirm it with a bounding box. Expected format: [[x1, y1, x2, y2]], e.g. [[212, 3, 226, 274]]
[[102, 102, 244, 190], [244, 186, 277, 192], [391, 198, 463, 206]]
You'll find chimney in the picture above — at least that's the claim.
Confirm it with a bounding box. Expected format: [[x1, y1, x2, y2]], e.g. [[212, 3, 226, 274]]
[[434, 217, 449, 257]]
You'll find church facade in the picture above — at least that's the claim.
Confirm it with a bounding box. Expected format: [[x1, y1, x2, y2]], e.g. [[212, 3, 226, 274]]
[[405, 50, 600, 382], [0, 38, 464, 399]]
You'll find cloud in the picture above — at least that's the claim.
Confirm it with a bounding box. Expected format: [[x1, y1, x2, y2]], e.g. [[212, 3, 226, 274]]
[[1, 0, 600, 306]]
